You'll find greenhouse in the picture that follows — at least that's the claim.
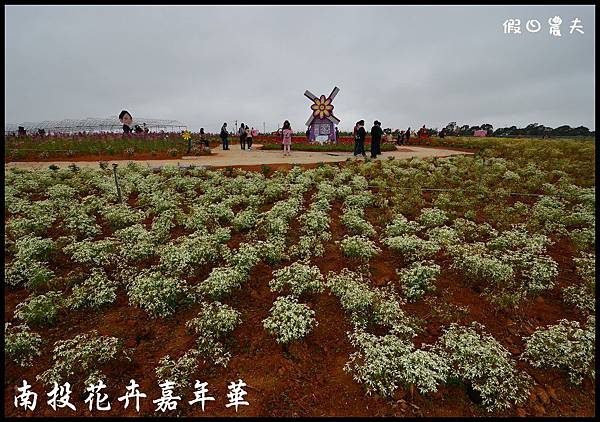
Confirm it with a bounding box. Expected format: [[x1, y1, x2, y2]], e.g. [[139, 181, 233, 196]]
[[4, 116, 187, 135]]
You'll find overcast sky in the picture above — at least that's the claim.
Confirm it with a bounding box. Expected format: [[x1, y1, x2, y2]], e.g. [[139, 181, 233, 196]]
[[5, 5, 595, 132]]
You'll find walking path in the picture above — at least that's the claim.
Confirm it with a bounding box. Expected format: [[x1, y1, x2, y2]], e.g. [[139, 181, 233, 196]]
[[4, 145, 473, 170]]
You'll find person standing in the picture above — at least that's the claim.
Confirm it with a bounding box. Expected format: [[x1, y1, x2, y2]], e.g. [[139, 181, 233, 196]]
[[405, 127, 411, 145], [239, 123, 247, 150], [354, 120, 367, 158], [200, 128, 208, 147], [246, 125, 253, 150], [250, 127, 258, 150], [220, 122, 229, 150], [281, 120, 293, 157], [335, 126, 339, 144], [370, 120, 383, 159]]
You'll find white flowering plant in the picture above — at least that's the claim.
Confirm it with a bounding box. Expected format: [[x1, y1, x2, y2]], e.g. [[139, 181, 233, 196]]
[[186, 301, 240, 367], [417, 207, 449, 228], [5, 259, 55, 290], [433, 322, 532, 412], [4, 323, 44, 367], [37, 330, 125, 387], [340, 235, 381, 261], [521, 316, 595, 385], [397, 261, 441, 301], [269, 261, 324, 297], [63, 238, 118, 267], [197, 266, 249, 300], [127, 270, 193, 318], [67, 268, 118, 310], [263, 296, 317, 344], [155, 349, 200, 391], [383, 234, 440, 262], [14, 291, 65, 326], [341, 208, 377, 238], [344, 328, 448, 397]]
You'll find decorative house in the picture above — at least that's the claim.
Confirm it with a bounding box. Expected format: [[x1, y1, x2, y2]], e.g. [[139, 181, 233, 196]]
[[304, 87, 340, 142]]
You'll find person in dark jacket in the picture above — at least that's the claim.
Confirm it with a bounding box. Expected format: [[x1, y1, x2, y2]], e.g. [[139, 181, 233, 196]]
[[239, 123, 247, 150], [220, 123, 229, 150], [354, 120, 367, 158], [370, 120, 383, 158], [405, 127, 411, 144]]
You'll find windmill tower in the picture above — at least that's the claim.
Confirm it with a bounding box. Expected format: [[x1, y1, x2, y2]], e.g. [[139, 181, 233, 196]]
[[304, 86, 340, 143]]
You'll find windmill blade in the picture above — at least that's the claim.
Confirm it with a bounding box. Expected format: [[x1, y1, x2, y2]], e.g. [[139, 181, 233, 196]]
[[304, 90, 318, 101], [327, 115, 340, 125], [306, 115, 315, 126], [328, 86, 340, 101]]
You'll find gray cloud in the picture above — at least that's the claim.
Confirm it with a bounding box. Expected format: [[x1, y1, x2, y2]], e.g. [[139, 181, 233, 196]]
[[5, 5, 595, 132]]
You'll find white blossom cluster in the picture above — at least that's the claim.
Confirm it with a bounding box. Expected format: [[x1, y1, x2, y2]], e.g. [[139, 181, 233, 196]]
[[417, 207, 449, 228], [341, 207, 376, 238], [269, 261, 324, 297], [14, 291, 64, 326], [63, 238, 118, 267], [384, 214, 423, 237], [397, 261, 441, 301], [185, 301, 240, 367], [340, 235, 381, 261], [37, 330, 124, 387], [382, 234, 440, 262], [4, 322, 43, 367], [127, 270, 193, 317], [155, 349, 200, 389], [101, 203, 144, 230], [521, 315, 595, 385], [67, 268, 118, 310], [263, 296, 317, 344], [432, 322, 533, 412], [114, 224, 156, 262], [344, 328, 448, 397], [158, 230, 228, 276], [327, 269, 409, 329]]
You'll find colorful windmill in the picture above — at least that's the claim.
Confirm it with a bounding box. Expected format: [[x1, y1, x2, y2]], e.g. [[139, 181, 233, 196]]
[[304, 86, 340, 142]]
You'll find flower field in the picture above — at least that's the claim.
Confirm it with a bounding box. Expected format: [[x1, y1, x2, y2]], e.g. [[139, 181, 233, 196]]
[[4, 137, 595, 416]]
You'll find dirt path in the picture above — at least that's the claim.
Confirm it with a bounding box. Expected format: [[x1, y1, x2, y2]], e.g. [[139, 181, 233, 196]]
[[4, 145, 473, 169]]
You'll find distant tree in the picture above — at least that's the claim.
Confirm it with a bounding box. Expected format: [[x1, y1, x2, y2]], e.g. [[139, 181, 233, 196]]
[[480, 123, 493, 136], [552, 125, 572, 136], [445, 122, 457, 134]]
